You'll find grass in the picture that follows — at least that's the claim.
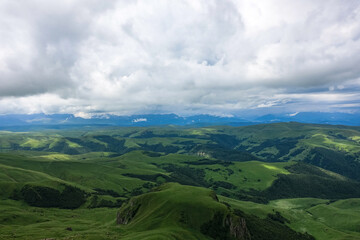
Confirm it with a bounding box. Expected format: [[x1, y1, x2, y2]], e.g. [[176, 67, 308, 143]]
[[186, 128, 217, 136], [0, 182, 227, 240], [305, 134, 360, 152], [0, 199, 120, 240], [0, 149, 297, 239], [38, 153, 72, 161], [220, 196, 360, 240], [0, 153, 145, 196], [0, 123, 359, 239], [2, 180, 353, 240], [117, 183, 227, 240], [19, 137, 49, 148], [201, 160, 292, 190], [350, 136, 360, 143], [309, 199, 360, 233], [111, 151, 293, 191], [0, 163, 80, 199]]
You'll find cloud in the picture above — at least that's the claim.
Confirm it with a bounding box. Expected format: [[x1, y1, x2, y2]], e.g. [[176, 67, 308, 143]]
[[73, 112, 93, 119], [0, 0, 359, 115], [288, 112, 299, 117], [132, 118, 147, 123]]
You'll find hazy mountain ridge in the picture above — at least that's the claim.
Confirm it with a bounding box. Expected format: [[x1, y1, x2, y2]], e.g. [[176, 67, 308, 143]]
[[0, 112, 359, 130]]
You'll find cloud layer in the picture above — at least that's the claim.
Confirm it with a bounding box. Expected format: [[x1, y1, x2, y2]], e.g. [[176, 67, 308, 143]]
[[0, 0, 359, 116]]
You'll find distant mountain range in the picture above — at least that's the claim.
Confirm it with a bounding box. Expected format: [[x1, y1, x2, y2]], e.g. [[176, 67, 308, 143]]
[[0, 112, 359, 130]]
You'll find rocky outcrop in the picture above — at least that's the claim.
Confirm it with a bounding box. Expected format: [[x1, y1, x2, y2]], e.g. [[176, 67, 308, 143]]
[[225, 215, 251, 240], [116, 199, 141, 225], [209, 190, 219, 202], [200, 212, 251, 240]]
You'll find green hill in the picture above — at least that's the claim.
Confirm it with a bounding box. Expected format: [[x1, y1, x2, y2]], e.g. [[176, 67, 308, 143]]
[[116, 183, 313, 240], [222, 196, 360, 240], [116, 183, 229, 240], [1, 122, 360, 181]]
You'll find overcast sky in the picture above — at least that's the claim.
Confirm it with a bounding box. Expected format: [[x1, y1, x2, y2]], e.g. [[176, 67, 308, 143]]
[[0, 0, 359, 117]]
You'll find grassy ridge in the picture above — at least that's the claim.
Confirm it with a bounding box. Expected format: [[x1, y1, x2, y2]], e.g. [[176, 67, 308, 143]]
[[1, 123, 359, 179], [117, 183, 226, 240], [221, 196, 360, 240], [0, 150, 295, 203], [117, 183, 313, 240], [0, 199, 120, 240]]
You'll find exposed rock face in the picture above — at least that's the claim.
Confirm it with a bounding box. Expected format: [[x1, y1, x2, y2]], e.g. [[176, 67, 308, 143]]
[[225, 215, 251, 240], [116, 199, 141, 225], [209, 190, 219, 202], [200, 212, 251, 240]]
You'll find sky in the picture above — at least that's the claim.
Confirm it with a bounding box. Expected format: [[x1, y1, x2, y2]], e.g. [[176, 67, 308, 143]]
[[0, 0, 359, 117]]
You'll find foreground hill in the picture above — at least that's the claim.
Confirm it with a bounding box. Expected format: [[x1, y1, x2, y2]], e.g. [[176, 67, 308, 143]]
[[116, 183, 314, 240], [0, 183, 315, 240], [2, 181, 358, 240]]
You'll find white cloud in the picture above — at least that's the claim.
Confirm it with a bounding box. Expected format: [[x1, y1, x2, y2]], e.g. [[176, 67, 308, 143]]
[[73, 112, 93, 119], [0, 0, 359, 115], [132, 118, 147, 123], [289, 112, 299, 117]]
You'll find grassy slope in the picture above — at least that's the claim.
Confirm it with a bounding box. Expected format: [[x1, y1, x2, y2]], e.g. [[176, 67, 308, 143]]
[[3, 182, 347, 240], [0, 148, 356, 201], [0, 153, 146, 198], [0, 123, 360, 239], [118, 183, 225, 240], [202, 161, 291, 190], [0, 199, 120, 240], [0, 163, 76, 198], [216, 122, 359, 160], [221, 196, 360, 240], [0, 150, 297, 239], [1, 123, 359, 168], [109, 150, 293, 190], [0, 183, 224, 240]]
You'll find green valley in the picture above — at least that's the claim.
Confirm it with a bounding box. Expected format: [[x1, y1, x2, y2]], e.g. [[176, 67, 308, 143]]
[[1, 122, 360, 239]]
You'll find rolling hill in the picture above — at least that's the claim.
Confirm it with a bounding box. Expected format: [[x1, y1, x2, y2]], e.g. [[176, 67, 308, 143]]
[[0, 122, 360, 239]]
